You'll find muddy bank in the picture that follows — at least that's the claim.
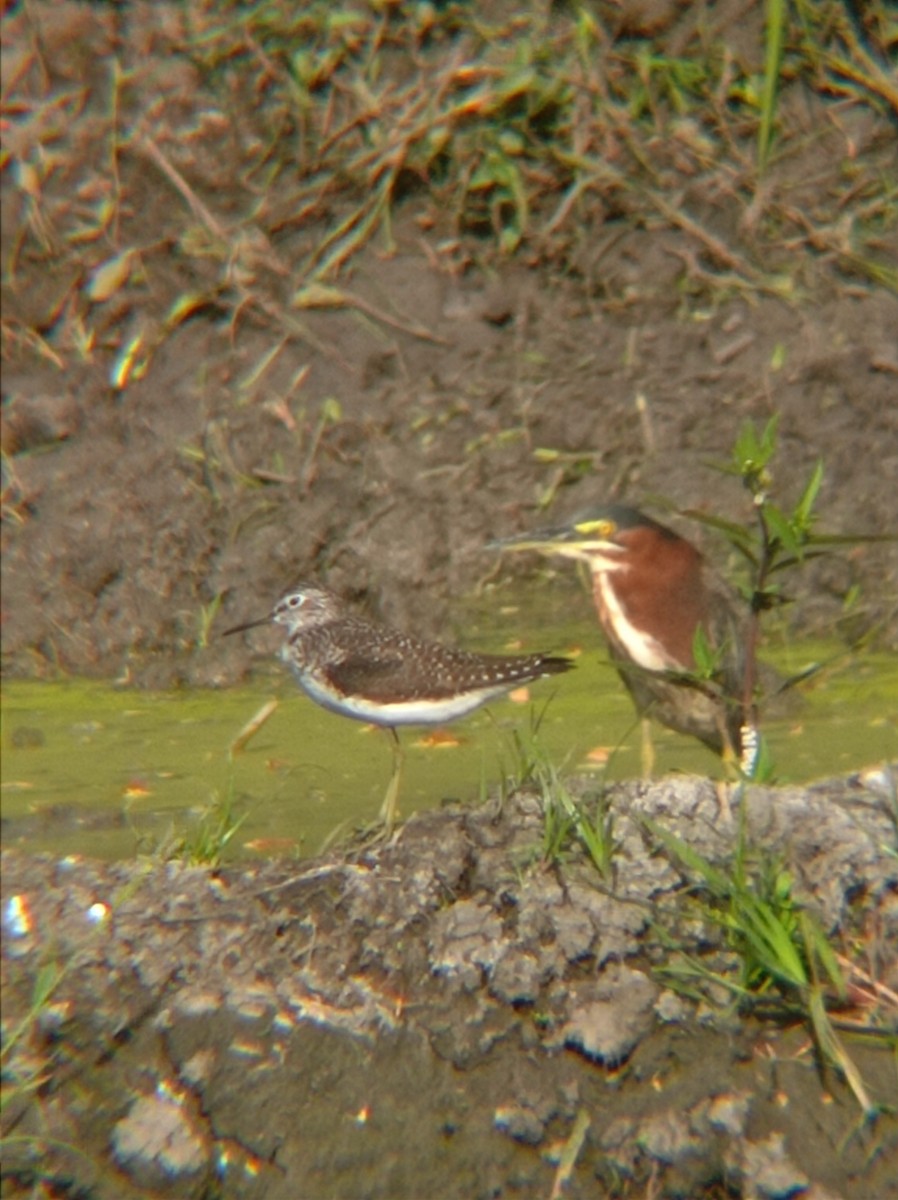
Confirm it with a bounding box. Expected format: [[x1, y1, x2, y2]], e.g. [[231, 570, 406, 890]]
[[3, 772, 896, 1199]]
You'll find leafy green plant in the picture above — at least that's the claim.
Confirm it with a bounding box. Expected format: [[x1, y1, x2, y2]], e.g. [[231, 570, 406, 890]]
[[196, 591, 225, 650], [758, 0, 787, 171], [568, 787, 617, 882], [500, 714, 617, 879], [539, 770, 617, 881], [0, 964, 65, 1103], [649, 819, 883, 1117], [631, 417, 894, 1108], [0, 960, 81, 1187], [158, 783, 247, 866], [539, 773, 578, 865], [683, 415, 830, 777], [683, 412, 894, 778]]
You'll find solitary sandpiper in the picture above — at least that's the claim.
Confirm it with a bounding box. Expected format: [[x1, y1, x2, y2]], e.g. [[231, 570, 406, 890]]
[[223, 581, 573, 831]]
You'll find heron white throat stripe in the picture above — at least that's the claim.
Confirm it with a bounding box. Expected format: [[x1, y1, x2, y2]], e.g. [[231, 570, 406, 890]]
[[596, 573, 677, 672]]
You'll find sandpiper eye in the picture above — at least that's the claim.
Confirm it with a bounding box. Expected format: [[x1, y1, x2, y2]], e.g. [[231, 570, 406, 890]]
[[288, 594, 303, 608]]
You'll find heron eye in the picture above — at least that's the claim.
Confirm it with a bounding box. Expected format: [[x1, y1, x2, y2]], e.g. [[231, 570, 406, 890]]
[[575, 519, 615, 537]]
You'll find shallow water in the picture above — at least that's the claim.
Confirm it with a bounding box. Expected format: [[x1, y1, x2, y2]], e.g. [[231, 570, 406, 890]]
[[2, 631, 896, 862]]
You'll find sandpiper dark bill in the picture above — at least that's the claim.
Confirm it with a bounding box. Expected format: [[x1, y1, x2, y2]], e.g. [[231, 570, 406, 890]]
[[223, 582, 574, 832], [495, 505, 749, 773]]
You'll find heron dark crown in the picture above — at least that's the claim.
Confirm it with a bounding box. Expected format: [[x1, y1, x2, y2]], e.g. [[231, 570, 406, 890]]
[[567, 505, 684, 546]]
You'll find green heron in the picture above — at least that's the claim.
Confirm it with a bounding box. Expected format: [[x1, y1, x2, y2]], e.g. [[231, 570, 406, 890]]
[[496, 506, 748, 771], [224, 582, 573, 831]]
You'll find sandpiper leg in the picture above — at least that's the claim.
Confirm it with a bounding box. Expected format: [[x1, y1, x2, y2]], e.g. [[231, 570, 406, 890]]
[[378, 727, 403, 833]]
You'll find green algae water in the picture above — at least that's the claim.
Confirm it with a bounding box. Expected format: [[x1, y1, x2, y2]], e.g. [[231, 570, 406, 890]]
[[2, 636, 896, 862]]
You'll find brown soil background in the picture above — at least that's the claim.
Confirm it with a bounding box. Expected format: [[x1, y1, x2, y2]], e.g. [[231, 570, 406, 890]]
[[2, 3, 897, 686]]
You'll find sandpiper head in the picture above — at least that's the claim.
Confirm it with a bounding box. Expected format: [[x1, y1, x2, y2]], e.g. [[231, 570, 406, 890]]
[[270, 583, 341, 632], [223, 582, 341, 638]]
